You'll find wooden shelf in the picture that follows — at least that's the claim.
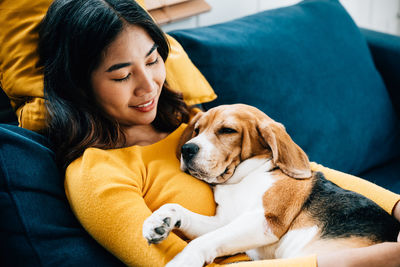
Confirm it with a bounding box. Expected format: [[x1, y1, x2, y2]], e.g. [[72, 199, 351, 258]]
[[146, 0, 211, 25]]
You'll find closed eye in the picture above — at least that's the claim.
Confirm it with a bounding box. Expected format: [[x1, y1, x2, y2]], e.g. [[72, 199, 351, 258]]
[[218, 127, 237, 134], [113, 73, 131, 82], [147, 57, 159, 66]]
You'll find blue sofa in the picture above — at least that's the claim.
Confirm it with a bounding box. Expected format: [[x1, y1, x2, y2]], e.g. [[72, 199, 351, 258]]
[[1, 0, 399, 266]]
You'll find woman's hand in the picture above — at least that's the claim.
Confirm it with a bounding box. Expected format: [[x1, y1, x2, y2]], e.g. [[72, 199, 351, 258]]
[[318, 200, 400, 267], [394, 200, 400, 241], [317, 242, 400, 267]]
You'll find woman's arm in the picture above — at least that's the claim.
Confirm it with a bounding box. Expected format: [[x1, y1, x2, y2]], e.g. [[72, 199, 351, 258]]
[[310, 163, 400, 267], [214, 164, 400, 267], [318, 202, 400, 266], [394, 200, 400, 224], [317, 200, 400, 267], [394, 200, 400, 242], [215, 255, 317, 267], [65, 153, 187, 267], [212, 164, 400, 267], [317, 242, 400, 267], [221, 203, 400, 267]]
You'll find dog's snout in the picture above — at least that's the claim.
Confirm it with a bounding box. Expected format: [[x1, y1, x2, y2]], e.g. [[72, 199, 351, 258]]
[[181, 143, 199, 162]]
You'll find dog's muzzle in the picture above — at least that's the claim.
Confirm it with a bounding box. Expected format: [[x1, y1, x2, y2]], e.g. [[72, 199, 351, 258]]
[[181, 143, 199, 163]]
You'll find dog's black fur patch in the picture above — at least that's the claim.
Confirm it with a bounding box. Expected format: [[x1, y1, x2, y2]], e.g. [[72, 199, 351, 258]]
[[302, 172, 400, 242]]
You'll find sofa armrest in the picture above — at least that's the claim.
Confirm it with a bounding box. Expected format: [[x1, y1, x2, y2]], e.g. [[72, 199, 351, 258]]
[[361, 28, 400, 116]]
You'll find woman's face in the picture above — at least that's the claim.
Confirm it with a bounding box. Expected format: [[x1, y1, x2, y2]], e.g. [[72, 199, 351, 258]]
[[91, 25, 166, 127]]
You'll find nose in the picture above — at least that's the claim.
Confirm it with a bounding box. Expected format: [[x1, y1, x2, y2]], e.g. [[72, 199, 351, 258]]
[[134, 68, 154, 97], [181, 143, 200, 163]]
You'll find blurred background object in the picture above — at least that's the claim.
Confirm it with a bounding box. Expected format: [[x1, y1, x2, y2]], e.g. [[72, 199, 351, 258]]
[[151, 0, 400, 36], [145, 0, 211, 25]]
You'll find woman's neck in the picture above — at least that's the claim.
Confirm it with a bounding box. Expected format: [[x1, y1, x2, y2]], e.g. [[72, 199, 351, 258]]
[[121, 124, 169, 147]]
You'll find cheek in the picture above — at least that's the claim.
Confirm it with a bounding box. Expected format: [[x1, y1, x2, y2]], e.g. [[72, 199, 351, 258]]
[[94, 83, 124, 105], [91, 78, 130, 112], [157, 58, 167, 84], [91, 78, 105, 107], [220, 136, 242, 151], [91, 71, 109, 103]]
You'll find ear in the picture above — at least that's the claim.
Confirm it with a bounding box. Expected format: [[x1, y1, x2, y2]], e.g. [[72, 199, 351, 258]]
[[240, 125, 266, 161], [258, 121, 311, 179], [240, 128, 252, 161], [176, 111, 203, 159]]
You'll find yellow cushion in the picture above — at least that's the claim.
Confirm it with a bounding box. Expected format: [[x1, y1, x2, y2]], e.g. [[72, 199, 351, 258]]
[[0, 0, 216, 132], [310, 162, 400, 215]]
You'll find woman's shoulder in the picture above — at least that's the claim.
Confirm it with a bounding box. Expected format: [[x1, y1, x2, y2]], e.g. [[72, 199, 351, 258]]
[[65, 123, 189, 179], [74, 146, 126, 162], [66, 146, 138, 178]]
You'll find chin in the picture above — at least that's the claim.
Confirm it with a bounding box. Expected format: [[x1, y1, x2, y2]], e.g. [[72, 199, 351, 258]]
[[136, 111, 158, 126]]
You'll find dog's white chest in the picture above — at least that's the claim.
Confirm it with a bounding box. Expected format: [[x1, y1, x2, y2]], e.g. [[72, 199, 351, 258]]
[[213, 158, 276, 221]]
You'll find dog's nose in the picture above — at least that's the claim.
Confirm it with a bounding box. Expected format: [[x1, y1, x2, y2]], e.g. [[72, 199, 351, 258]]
[[181, 143, 199, 162]]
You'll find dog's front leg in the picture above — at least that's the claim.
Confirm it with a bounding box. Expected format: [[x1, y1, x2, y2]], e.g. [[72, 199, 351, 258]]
[[143, 203, 225, 244], [166, 209, 279, 267]]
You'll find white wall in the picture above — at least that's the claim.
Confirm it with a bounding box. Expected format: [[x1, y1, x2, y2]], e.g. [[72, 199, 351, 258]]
[[161, 0, 400, 36], [341, 0, 400, 35]]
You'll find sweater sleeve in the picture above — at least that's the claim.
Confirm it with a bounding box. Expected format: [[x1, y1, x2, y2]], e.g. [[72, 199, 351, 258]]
[[310, 162, 400, 215], [65, 150, 187, 267], [212, 254, 317, 267]]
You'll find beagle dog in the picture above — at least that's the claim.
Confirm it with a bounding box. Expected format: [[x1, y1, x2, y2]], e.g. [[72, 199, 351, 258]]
[[143, 104, 400, 267]]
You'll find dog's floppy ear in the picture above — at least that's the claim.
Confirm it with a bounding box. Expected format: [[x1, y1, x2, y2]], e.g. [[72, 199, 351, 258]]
[[176, 111, 203, 159], [258, 121, 311, 179], [240, 124, 268, 161]]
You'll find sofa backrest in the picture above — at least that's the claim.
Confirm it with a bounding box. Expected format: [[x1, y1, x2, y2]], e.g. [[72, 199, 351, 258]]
[[169, 0, 400, 176]]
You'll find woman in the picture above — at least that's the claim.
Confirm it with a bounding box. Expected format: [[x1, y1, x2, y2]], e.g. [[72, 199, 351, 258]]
[[38, 0, 400, 266]]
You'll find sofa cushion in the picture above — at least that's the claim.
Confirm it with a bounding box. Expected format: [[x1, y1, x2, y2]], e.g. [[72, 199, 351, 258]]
[[0, 124, 124, 266], [0, 0, 215, 132], [360, 28, 400, 117], [360, 156, 400, 194], [170, 0, 400, 176]]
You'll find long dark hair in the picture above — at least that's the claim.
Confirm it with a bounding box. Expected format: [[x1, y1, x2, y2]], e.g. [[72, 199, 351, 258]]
[[38, 0, 191, 170]]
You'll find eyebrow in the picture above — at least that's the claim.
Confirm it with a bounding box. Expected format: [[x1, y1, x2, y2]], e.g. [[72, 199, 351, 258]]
[[105, 43, 159, 72], [146, 43, 158, 57], [106, 62, 131, 72]]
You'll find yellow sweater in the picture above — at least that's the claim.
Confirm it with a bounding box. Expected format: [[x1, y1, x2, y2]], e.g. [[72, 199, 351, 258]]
[[65, 124, 400, 267]]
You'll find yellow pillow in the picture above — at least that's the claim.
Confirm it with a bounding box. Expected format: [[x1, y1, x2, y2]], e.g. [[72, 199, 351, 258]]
[[0, 0, 216, 132]]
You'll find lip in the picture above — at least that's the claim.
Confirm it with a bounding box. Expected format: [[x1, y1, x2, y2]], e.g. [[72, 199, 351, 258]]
[[131, 98, 156, 112]]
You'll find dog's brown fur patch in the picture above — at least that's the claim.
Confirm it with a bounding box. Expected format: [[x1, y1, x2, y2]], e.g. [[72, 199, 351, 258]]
[[262, 171, 315, 238]]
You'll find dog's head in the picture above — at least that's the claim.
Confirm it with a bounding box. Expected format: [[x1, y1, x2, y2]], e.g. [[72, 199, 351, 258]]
[[177, 104, 311, 184]]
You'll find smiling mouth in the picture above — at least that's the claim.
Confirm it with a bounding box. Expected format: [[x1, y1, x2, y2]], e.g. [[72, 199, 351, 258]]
[[131, 99, 156, 112], [134, 99, 154, 108]]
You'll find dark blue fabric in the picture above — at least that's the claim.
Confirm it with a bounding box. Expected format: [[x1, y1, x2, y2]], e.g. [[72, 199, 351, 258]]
[[361, 28, 400, 117], [170, 0, 400, 176], [0, 86, 17, 124], [0, 124, 124, 267], [360, 156, 400, 194]]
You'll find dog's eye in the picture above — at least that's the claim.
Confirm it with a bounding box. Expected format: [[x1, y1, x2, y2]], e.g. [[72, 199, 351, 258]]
[[218, 127, 237, 134], [194, 128, 200, 135]]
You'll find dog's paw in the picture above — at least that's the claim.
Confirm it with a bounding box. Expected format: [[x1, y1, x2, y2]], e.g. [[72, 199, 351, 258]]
[[166, 251, 205, 267], [166, 240, 216, 267], [142, 204, 182, 244]]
